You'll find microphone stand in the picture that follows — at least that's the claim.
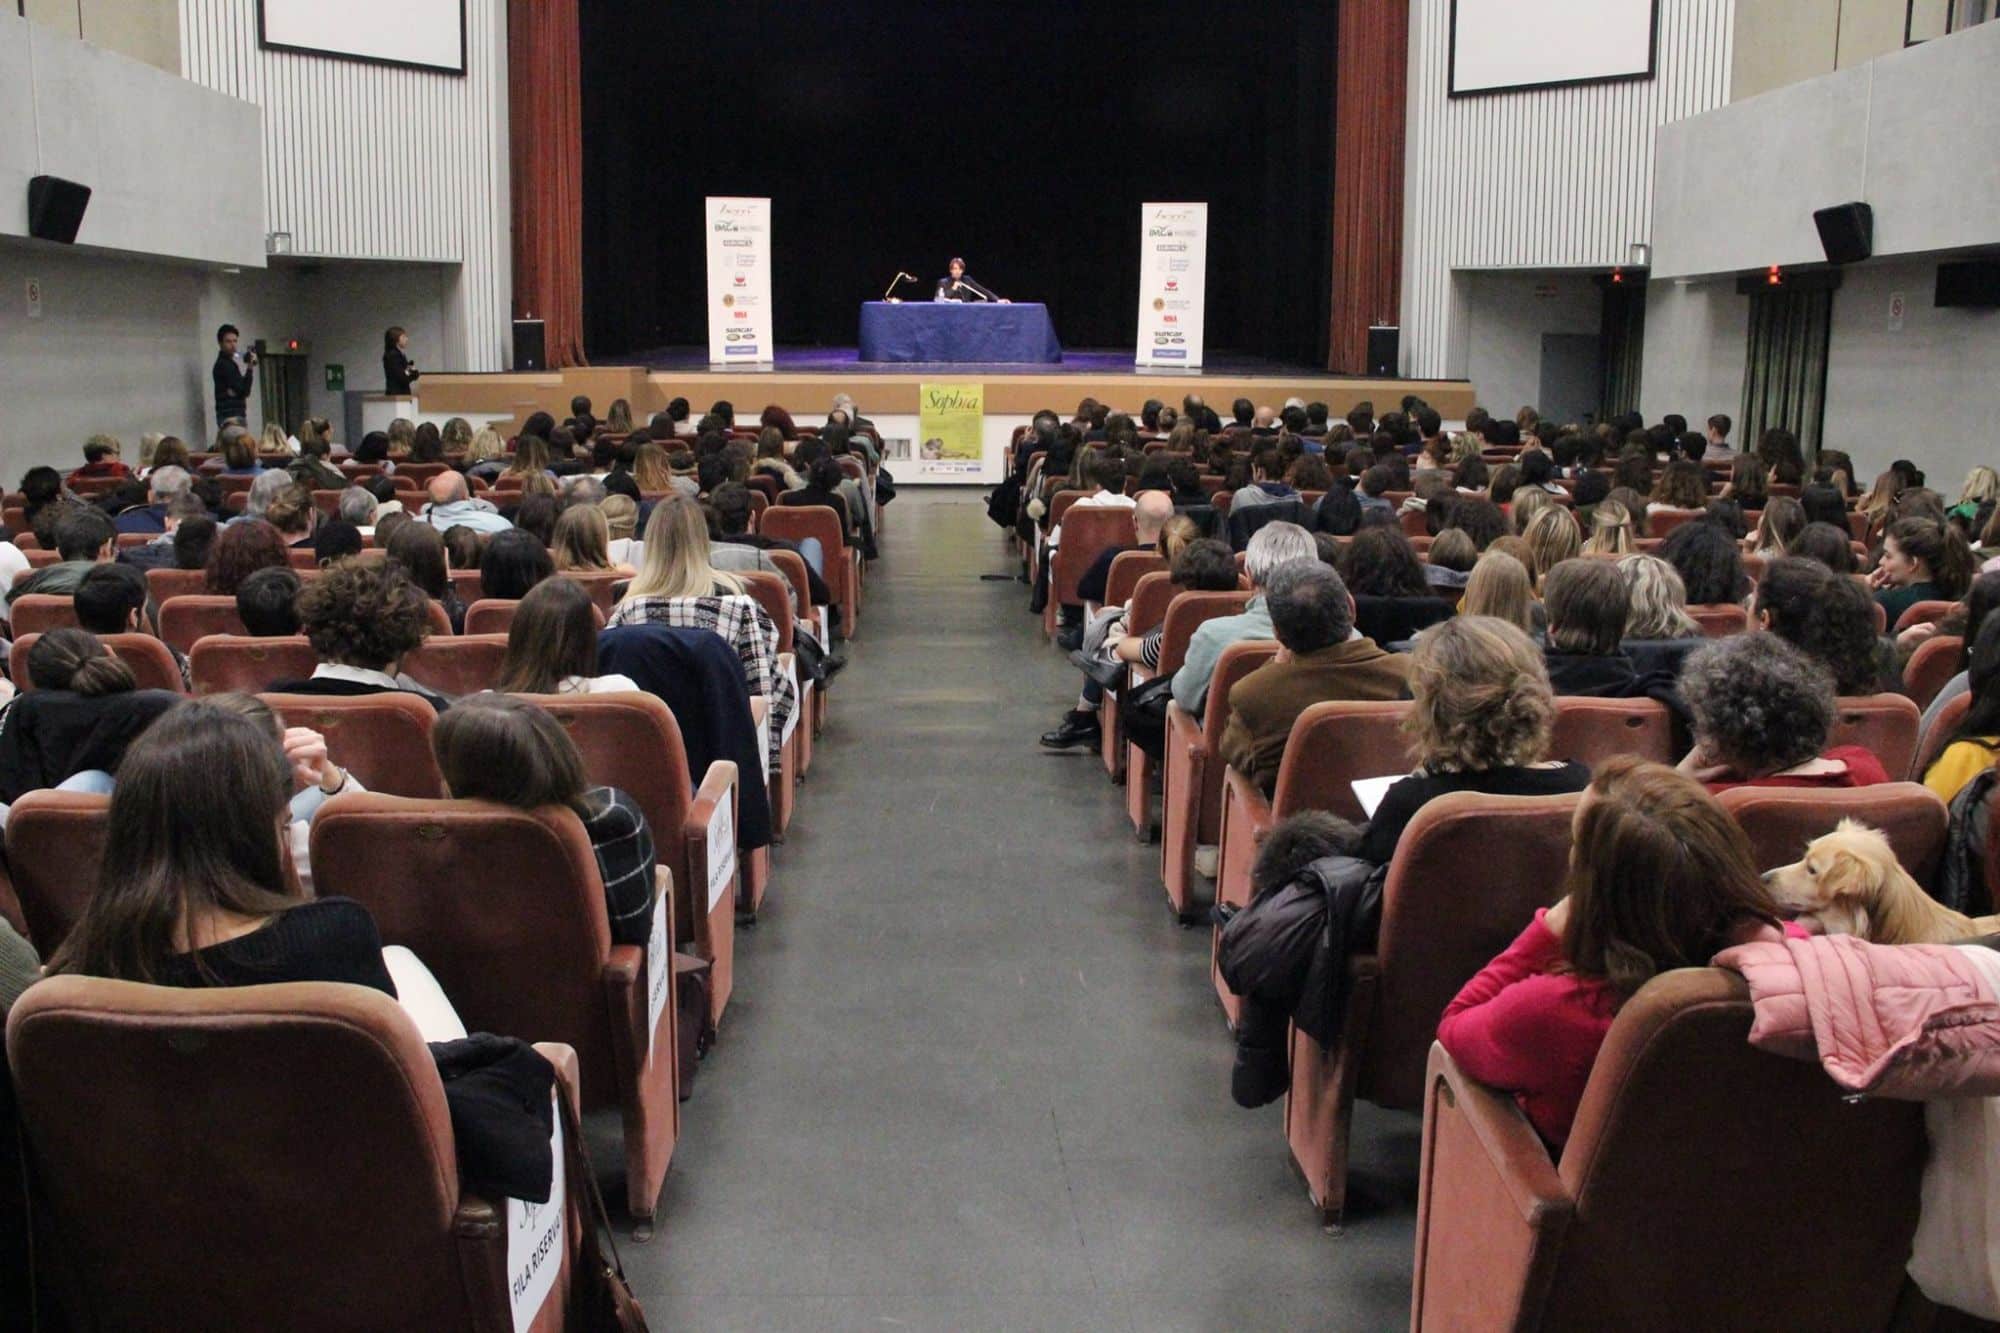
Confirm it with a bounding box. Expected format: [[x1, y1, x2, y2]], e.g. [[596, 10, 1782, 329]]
[[882, 271, 917, 301]]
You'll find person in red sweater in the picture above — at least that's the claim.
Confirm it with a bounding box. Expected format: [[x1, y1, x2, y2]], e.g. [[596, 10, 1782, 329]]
[[1438, 756, 1790, 1150], [1674, 630, 1890, 791], [66, 435, 131, 486]]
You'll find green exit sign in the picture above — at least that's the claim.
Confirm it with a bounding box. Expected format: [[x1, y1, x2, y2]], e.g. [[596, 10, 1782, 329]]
[[325, 363, 345, 390]]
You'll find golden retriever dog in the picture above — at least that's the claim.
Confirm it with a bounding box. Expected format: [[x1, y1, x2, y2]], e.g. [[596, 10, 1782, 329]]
[[1765, 819, 2000, 944]]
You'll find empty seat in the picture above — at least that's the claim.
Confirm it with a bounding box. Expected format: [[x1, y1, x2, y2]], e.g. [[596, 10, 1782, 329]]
[[157, 595, 248, 654], [188, 634, 318, 695], [143, 567, 210, 604], [1827, 692, 1922, 780], [1893, 599, 1958, 635], [6, 595, 77, 637], [1412, 970, 1924, 1331], [310, 795, 678, 1221], [260, 693, 444, 798], [1160, 639, 1279, 921], [1050, 507, 1139, 633], [1549, 697, 1679, 769], [399, 634, 509, 699], [463, 598, 520, 635], [1903, 634, 1963, 710], [1717, 782, 1950, 883], [1287, 790, 1582, 1222], [759, 504, 859, 638], [1686, 603, 1748, 637], [8, 632, 185, 694], [6, 974, 580, 1331]]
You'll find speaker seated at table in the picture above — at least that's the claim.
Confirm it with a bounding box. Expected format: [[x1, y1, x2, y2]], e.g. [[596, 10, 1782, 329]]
[[934, 257, 1003, 303]]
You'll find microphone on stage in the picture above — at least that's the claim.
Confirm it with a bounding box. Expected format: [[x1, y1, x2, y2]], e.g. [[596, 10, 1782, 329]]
[[882, 271, 917, 302]]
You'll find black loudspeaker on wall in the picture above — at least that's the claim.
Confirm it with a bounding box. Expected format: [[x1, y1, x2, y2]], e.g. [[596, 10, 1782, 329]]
[[1813, 202, 1873, 265], [1366, 325, 1400, 377], [512, 319, 546, 372], [27, 176, 91, 245]]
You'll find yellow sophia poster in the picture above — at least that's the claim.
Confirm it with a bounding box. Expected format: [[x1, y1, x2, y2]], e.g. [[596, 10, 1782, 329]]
[[918, 382, 984, 464]]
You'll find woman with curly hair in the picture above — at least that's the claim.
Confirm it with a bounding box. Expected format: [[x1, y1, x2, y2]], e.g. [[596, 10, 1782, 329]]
[[1676, 632, 1887, 790], [1751, 557, 1888, 696], [1356, 616, 1590, 865], [1648, 459, 1709, 514], [1660, 519, 1750, 606], [1442, 495, 1508, 552], [267, 559, 446, 710], [202, 519, 289, 595]]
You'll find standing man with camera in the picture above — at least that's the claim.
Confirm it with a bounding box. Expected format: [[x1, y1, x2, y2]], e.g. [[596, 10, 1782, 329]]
[[212, 323, 256, 429]]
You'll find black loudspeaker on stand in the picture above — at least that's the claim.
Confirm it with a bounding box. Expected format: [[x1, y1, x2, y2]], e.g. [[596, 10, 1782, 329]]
[[1813, 202, 1873, 265], [27, 176, 91, 245], [1366, 326, 1400, 377], [513, 319, 546, 371]]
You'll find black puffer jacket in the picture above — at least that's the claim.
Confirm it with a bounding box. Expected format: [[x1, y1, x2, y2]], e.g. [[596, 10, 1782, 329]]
[[1216, 853, 1382, 1108]]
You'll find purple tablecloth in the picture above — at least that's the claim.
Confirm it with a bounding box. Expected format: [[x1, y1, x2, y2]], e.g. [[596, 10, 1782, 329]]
[[858, 302, 1063, 364]]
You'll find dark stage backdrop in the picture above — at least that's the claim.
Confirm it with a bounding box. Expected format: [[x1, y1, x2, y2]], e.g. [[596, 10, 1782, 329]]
[[580, 3, 1336, 366]]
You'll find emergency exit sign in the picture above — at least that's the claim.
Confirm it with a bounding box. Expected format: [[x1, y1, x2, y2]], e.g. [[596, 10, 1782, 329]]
[[325, 363, 345, 390]]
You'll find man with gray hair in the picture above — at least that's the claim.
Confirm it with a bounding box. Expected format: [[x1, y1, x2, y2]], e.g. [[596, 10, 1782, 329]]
[[114, 464, 192, 535], [337, 485, 379, 531], [1217, 561, 1410, 796], [561, 474, 608, 507], [227, 468, 291, 526], [1170, 520, 1317, 715]]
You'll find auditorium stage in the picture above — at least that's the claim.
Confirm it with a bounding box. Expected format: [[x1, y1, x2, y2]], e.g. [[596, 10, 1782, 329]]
[[420, 347, 1475, 429]]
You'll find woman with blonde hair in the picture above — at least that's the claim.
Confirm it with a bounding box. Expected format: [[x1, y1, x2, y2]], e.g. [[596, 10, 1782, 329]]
[[1459, 550, 1538, 636], [604, 399, 634, 434], [462, 426, 508, 482], [260, 422, 292, 455], [1510, 486, 1555, 536], [1356, 615, 1590, 864], [503, 434, 552, 481], [1522, 505, 1580, 586], [1951, 466, 1999, 527], [1858, 470, 1904, 545], [631, 442, 675, 494], [1581, 500, 1635, 556], [601, 493, 641, 566], [608, 494, 794, 770], [386, 418, 417, 460], [1748, 495, 1806, 557], [550, 503, 634, 578], [1617, 552, 1701, 641]]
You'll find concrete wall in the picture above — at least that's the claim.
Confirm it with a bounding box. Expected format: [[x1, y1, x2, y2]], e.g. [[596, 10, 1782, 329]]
[[1730, 0, 1909, 101], [1822, 258, 2000, 485], [20, 0, 180, 71], [0, 13, 263, 265], [1653, 19, 2000, 279], [1461, 271, 1605, 419], [1637, 278, 1749, 427]]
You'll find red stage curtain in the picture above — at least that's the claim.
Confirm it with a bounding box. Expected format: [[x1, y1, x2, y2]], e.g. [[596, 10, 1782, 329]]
[[508, 0, 586, 368], [1328, 0, 1408, 374]]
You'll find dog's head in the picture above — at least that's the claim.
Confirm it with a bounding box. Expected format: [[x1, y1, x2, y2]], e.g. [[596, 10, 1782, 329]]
[[1762, 819, 1910, 940]]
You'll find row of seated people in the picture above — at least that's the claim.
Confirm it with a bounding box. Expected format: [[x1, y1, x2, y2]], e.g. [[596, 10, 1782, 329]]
[[0, 403, 885, 1324], [1010, 399, 2000, 1326]]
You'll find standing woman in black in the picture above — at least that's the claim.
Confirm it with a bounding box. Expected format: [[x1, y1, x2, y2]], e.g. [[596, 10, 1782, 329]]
[[382, 326, 419, 395]]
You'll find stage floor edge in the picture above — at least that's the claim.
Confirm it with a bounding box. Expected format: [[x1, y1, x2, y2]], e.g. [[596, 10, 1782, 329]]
[[420, 348, 1474, 428]]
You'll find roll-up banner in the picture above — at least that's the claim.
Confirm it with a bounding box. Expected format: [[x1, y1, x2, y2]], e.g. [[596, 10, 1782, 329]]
[[1134, 202, 1208, 368], [705, 196, 774, 364]]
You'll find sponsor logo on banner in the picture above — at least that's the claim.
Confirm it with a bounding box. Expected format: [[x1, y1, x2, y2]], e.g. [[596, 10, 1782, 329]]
[[1136, 203, 1206, 368], [705, 197, 773, 364]]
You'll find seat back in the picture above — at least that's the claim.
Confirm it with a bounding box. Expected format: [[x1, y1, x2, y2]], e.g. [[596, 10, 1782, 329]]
[[1224, 498, 1307, 552], [1368, 792, 1581, 1106], [1124, 570, 1178, 636], [1686, 602, 1748, 637], [562, 571, 626, 615], [260, 692, 443, 797], [1155, 590, 1254, 677], [1717, 782, 1950, 882], [757, 504, 845, 563], [1103, 550, 1168, 609], [737, 571, 795, 654], [1827, 692, 1921, 779], [7, 595, 77, 636], [1550, 697, 1677, 768], [143, 567, 209, 604], [188, 634, 318, 695], [1903, 634, 1963, 710], [1269, 699, 1414, 823], [9, 632, 184, 694], [6, 975, 502, 1332], [764, 549, 813, 627], [448, 568, 483, 606], [1893, 598, 1958, 634], [1542, 968, 1925, 1331], [1915, 690, 1974, 781], [311, 794, 620, 1094], [1044, 488, 1088, 531], [399, 634, 508, 698], [1051, 508, 1137, 610], [463, 598, 520, 635], [158, 594, 249, 653], [3, 791, 110, 955]]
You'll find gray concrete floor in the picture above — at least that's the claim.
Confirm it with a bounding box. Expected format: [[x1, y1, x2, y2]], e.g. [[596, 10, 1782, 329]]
[[616, 490, 1419, 1331]]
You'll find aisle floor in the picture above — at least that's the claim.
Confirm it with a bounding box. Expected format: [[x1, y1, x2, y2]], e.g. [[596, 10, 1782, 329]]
[[621, 490, 1418, 1330]]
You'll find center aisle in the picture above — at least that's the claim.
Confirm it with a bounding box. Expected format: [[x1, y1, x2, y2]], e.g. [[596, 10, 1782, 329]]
[[630, 490, 1416, 1330]]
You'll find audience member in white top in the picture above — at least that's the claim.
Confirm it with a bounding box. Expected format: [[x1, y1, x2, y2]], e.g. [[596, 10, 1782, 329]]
[[495, 577, 639, 695], [1048, 452, 1137, 549]]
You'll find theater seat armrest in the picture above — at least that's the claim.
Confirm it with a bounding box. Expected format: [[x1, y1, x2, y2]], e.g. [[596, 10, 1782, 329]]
[[687, 762, 737, 834], [535, 1041, 582, 1119], [1412, 1043, 1572, 1332], [1166, 701, 1200, 759], [602, 945, 642, 988], [1427, 1042, 1572, 1224]]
